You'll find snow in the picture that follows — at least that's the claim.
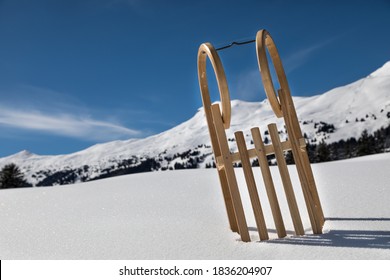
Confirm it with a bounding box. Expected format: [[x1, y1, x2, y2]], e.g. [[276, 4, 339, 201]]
[[1, 153, 389, 259]]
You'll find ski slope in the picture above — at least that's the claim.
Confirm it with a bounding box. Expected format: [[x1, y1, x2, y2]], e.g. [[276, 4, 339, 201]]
[[0, 153, 389, 259]]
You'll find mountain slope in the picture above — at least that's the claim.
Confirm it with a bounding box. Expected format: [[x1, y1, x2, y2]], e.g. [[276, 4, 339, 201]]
[[1, 61, 390, 186]]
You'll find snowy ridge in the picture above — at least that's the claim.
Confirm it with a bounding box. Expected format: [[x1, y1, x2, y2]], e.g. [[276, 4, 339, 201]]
[[1, 61, 390, 186]]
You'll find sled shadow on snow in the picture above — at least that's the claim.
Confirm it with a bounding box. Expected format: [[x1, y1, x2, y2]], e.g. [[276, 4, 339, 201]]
[[262, 217, 390, 250]]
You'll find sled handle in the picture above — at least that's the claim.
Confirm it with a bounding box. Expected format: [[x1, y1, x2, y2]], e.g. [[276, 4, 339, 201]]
[[256, 29, 291, 118], [198, 43, 231, 129]]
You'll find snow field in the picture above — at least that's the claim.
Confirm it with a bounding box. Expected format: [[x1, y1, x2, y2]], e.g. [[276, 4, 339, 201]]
[[0, 153, 389, 259]]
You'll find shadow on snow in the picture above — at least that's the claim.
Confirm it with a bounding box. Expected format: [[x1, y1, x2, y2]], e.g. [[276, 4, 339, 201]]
[[261, 217, 390, 250]]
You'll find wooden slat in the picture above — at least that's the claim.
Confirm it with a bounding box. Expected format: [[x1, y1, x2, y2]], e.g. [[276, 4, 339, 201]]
[[279, 89, 318, 233], [211, 104, 250, 242], [279, 89, 324, 233], [235, 131, 269, 241], [217, 169, 239, 232], [268, 123, 304, 236], [251, 127, 286, 238]]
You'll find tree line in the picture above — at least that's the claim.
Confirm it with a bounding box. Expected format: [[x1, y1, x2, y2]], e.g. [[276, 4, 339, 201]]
[[0, 163, 31, 189], [304, 124, 390, 163]]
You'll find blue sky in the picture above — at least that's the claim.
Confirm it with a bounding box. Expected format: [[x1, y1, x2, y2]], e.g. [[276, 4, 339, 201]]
[[0, 0, 389, 157]]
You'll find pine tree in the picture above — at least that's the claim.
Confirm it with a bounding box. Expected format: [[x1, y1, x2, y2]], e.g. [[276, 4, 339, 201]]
[[0, 163, 30, 189], [316, 140, 331, 162], [285, 151, 295, 164], [357, 129, 375, 156]]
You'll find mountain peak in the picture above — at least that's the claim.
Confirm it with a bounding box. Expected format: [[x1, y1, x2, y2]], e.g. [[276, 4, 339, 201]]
[[15, 150, 35, 158], [1, 150, 36, 162]]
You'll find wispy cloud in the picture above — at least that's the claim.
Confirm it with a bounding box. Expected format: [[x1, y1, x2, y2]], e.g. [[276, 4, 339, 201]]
[[233, 37, 339, 100], [0, 106, 142, 141], [284, 37, 337, 73], [0, 85, 144, 141], [234, 69, 267, 101]]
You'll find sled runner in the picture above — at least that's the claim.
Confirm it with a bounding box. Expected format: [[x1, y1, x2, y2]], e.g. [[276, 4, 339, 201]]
[[197, 29, 325, 242]]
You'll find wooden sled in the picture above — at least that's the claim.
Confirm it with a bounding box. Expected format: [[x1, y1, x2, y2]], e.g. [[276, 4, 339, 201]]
[[197, 29, 325, 242]]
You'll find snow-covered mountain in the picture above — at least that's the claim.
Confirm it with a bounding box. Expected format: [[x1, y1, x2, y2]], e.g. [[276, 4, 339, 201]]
[[1, 61, 390, 186]]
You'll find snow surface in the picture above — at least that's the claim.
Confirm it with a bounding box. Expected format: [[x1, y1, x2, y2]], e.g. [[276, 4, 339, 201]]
[[1, 153, 389, 259]]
